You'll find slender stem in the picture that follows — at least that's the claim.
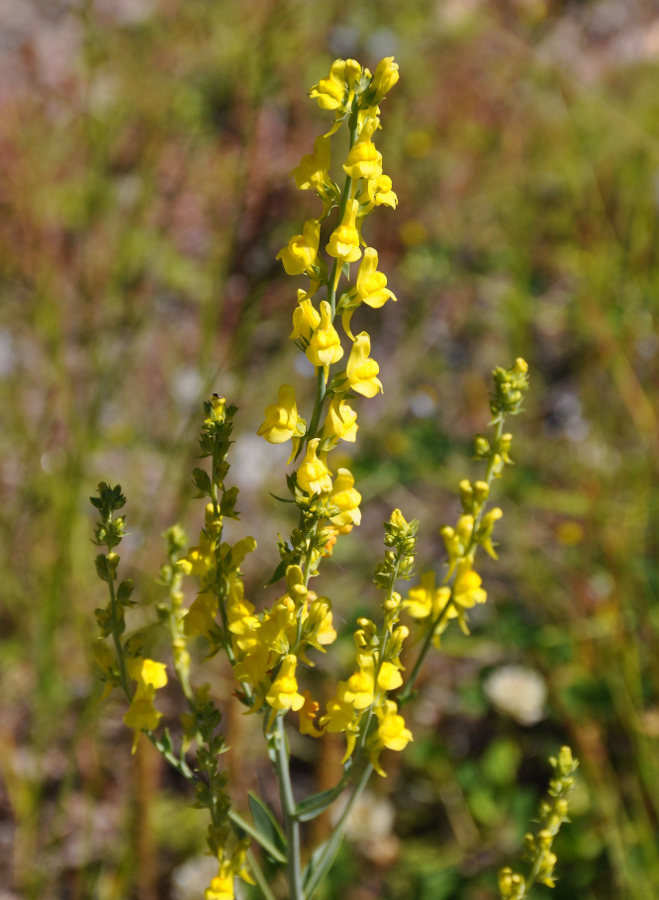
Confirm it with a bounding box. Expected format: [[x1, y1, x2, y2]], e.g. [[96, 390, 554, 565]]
[[247, 849, 278, 900], [307, 366, 328, 441], [274, 715, 304, 900], [107, 573, 132, 702], [303, 762, 374, 898], [398, 618, 435, 705]]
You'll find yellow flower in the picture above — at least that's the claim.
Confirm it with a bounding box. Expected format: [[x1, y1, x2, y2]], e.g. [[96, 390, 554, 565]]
[[292, 135, 336, 206], [309, 59, 349, 110], [299, 690, 324, 737], [178, 532, 216, 578], [440, 513, 475, 576], [452, 565, 487, 609], [127, 657, 168, 690], [205, 864, 234, 900], [306, 300, 344, 368], [290, 291, 321, 344], [370, 57, 400, 102], [124, 658, 168, 752], [359, 173, 398, 212], [343, 120, 383, 181], [377, 660, 403, 691], [297, 438, 332, 495], [318, 681, 362, 762], [344, 655, 375, 709], [369, 699, 412, 776], [124, 690, 162, 752], [323, 394, 358, 443], [257, 384, 303, 444], [326, 199, 361, 265], [277, 219, 320, 276], [403, 571, 450, 621], [346, 332, 382, 397], [266, 654, 305, 712], [329, 468, 362, 528], [355, 247, 396, 307], [227, 578, 259, 641], [184, 589, 218, 638], [305, 596, 337, 648]]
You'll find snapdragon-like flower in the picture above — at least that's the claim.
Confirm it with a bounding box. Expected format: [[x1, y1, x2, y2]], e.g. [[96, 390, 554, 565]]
[[123, 657, 168, 753], [370, 57, 400, 102], [346, 332, 383, 397], [343, 654, 376, 709], [356, 247, 396, 308], [323, 394, 358, 443], [292, 135, 338, 210], [326, 198, 361, 265], [290, 290, 321, 344], [297, 438, 332, 494], [368, 699, 412, 777], [343, 119, 383, 181], [205, 864, 235, 900], [266, 654, 305, 715], [309, 58, 361, 112], [277, 219, 320, 276], [452, 564, 487, 610], [377, 660, 403, 691], [257, 384, 303, 444], [306, 300, 344, 369], [357, 173, 398, 214], [329, 467, 362, 529], [304, 596, 338, 650], [298, 690, 324, 737], [403, 571, 450, 621]]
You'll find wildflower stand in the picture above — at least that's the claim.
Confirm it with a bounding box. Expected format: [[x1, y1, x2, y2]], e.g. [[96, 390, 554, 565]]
[[91, 58, 577, 900]]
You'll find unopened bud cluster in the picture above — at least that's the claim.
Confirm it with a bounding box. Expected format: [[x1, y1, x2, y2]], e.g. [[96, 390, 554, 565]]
[[499, 746, 579, 898], [402, 361, 528, 646]]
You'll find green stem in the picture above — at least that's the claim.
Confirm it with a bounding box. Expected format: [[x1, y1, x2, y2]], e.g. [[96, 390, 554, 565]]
[[307, 365, 328, 441], [303, 762, 374, 898], [274, 715, 304, 900], [247, 849, 278, 900], [107, 569, 131, 702]]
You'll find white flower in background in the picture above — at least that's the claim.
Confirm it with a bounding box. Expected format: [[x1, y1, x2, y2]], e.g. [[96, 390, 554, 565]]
[[331, 789, 399, 865], [484, 665, 547, 725]]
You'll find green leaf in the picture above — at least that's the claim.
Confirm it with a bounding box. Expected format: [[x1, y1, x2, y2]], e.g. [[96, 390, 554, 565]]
[[302, 838, 331, 894], [94, 607, 111, 636], [266, 560, 288, 586], [220, 485, 239, 517], [228, 809, 287, 865], [117, 578, 134, 605], [247, 791, 287, 859], [192, 467, 211, 494], [94, 554, 109, 582], [295, 784, 345, 822]]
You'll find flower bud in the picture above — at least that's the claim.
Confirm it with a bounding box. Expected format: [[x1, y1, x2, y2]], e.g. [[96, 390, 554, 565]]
[[370, 57, 399, 102]]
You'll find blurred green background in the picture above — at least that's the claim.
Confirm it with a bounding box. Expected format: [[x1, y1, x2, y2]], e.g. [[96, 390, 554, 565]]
[[1, 0, 659, 897]]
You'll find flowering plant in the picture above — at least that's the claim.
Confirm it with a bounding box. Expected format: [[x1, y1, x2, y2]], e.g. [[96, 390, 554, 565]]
[[91, 57, 576, 900]]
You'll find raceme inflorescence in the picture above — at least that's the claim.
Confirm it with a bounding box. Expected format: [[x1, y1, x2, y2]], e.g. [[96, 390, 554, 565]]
[[90, 57, 576, 900]]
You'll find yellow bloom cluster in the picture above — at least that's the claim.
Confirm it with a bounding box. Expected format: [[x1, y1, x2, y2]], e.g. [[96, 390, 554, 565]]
[[228, 564, 338, 729], [260, 55, 399, 574], [252, 58, 405, 761]]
